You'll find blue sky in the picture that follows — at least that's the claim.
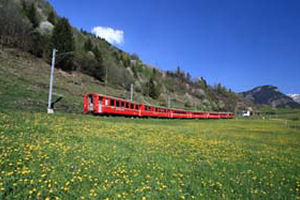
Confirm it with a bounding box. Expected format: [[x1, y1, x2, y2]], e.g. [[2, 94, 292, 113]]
[[49, 0, 300, 93]]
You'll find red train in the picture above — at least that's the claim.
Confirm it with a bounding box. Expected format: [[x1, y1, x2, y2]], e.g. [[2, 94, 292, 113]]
[[84, 93, 234, 119]]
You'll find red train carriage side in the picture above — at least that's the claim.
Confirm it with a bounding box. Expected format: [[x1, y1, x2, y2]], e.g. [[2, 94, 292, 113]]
[[84, 93, 234, 119]]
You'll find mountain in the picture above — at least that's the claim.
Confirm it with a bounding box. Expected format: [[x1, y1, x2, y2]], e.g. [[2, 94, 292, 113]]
[[287, 94, 300, 104], [0, 0, 248, 112], [240, 85, 300, 108]]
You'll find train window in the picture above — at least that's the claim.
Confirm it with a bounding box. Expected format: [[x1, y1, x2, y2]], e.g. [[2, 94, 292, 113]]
[[135, 105, 139, 110], [131, 104, 134, 109], [116, 101, 120, 107], [110, 99, 115, 106], [121, 102, 125, 107], [126, 103, 129, 108]]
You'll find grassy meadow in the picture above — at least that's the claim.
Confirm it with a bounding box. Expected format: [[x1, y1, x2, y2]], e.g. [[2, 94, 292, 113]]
[[0, 111, 299, 199], [0, 47, 299, 199]]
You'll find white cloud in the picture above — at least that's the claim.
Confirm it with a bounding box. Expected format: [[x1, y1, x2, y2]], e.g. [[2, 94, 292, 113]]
[[92, 26, 124, 45]]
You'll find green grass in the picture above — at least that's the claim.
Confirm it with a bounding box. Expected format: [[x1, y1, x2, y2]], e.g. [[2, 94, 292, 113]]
[[262, 108, 300, 121], [0, 111, 299, 199], [0, 48, 299, 199], [0, 48, 192, 113]]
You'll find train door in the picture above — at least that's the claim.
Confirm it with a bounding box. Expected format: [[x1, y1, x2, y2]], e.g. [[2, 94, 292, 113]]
[[88, 95, 94, 112], [98, 96, 103, 113]]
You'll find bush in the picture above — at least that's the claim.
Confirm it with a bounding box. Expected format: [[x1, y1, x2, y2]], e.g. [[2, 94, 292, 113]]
[[77, 51, 105, 82]]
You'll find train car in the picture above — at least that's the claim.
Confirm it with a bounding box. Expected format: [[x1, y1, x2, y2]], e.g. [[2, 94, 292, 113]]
[[84, 93, 234, 119]]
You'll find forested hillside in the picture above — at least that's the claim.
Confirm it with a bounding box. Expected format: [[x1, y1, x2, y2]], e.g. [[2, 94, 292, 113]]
[[0, 0, 249, 112]]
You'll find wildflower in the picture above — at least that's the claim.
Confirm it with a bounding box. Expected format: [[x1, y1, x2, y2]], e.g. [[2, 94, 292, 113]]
[[7, 171, 13, 176]]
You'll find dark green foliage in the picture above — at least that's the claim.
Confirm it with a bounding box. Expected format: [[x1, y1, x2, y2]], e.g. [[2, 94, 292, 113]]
[[121, 53, 131, 67], [78, 52, 105, 82], [186, 72, 191, 82], [92, 47, 105, 81], [130, 53, 140, 61], [80, 28, 89, 35], [84, 38, 93, 51], [29, 31, 46, 57], [0, 0, 245, 111], [216, 83, 227, 94], [51, 17, 75, 71], [0, 0, 32, 50], [26, 3, 39, 28], [47, 10, 56, 25], [93, 46, 103, 63], [149, 77, 161, 99]]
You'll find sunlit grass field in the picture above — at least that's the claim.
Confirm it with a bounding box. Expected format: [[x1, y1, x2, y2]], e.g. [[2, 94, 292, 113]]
[[0, 111, 299, 199]]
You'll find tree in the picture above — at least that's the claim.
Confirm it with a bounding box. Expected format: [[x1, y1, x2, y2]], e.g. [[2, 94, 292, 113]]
[[93, 46, 103, 63], [216, 83, 226, 94], [51, 17, 75, 71], [121, 53, 130, 67], [0, 0, 31, 50], [149, 77, 161, 99], [84, 38, 93, 51], [186, 72, 191, 82], [27, 3, 39, 28], [29, 31, 45, 57], [130, 53, 140, 61], [92, 47, 105, 80], [47, 10, 56, 25]]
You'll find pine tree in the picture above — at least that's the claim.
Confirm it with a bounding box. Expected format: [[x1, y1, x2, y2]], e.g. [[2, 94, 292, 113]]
[[149, 77, 161, 99], [186, 72, 191, 82], [93, 46, 103, 63], [29, 31, 45, 57], [92, 47, 105, 80], [47, 10, 56, 25], [27, 3, 39, 28], [84, 38, 93, 51], [51, 17, 75, 71]]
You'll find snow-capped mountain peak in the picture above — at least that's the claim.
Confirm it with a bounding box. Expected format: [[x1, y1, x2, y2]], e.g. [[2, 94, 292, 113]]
[[287, 94, 300, 104]]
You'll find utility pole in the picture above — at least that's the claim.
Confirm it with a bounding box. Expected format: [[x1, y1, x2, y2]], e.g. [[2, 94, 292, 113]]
[[168, 96, 171, 108], [130, 83, 133, 101], [47, 49, 57, 114]]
